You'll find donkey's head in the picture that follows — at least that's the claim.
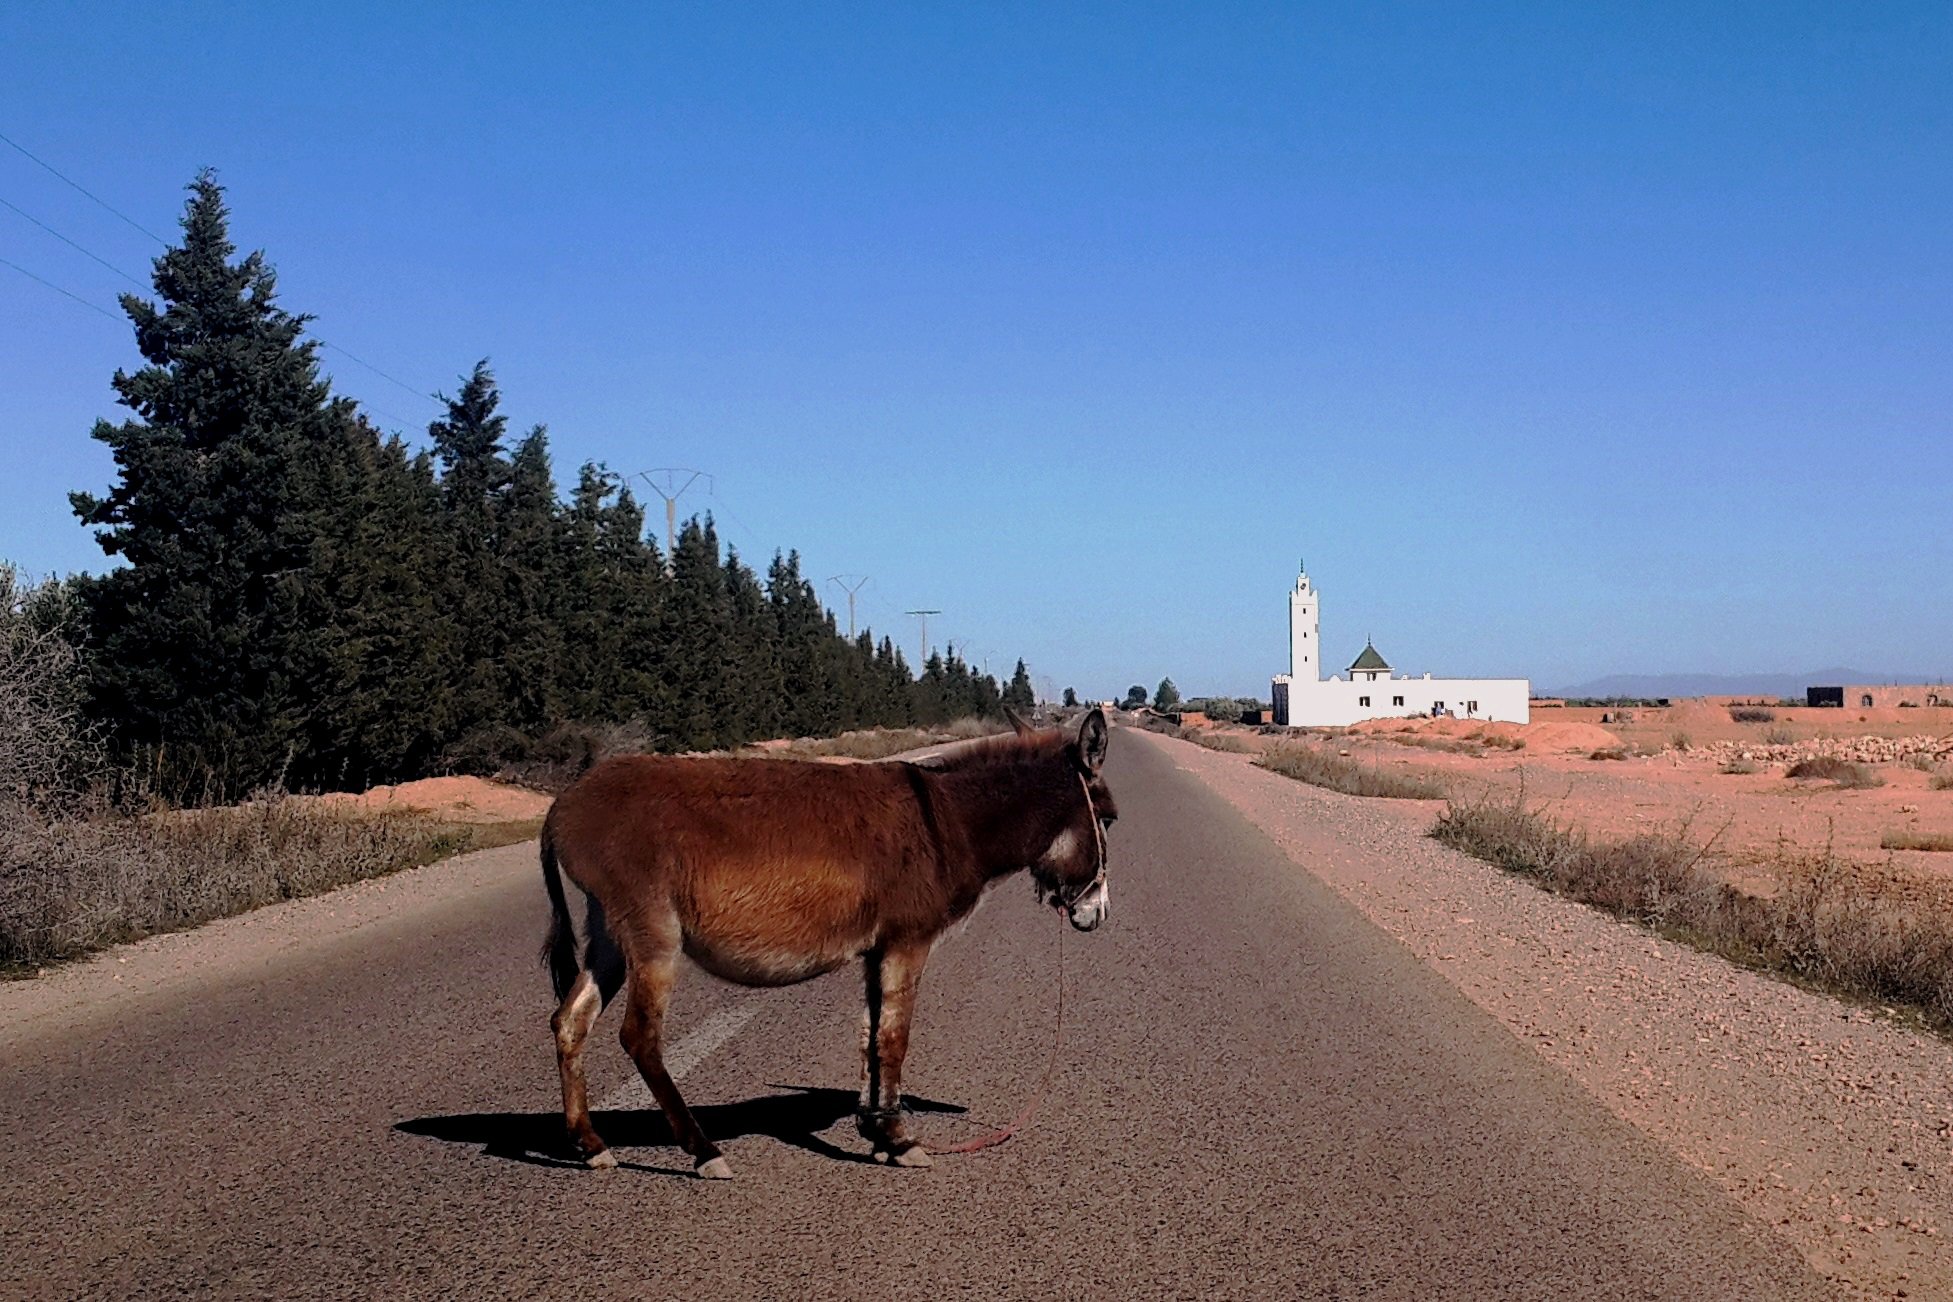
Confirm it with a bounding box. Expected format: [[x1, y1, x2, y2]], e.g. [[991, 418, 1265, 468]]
[[1020, 707, 1118, 932]]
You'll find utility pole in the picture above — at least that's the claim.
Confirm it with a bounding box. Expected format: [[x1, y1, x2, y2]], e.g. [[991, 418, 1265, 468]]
[[828, 574, 870, 639], [625, 468, 711, 571], [905, 609, 940, 667]]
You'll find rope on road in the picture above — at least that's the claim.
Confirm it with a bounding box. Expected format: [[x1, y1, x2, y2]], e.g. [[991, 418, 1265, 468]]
[[927, 916, 1066, 1156]]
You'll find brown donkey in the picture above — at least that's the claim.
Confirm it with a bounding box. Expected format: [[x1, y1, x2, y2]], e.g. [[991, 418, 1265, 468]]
[[540, 708, 1117, 1178]]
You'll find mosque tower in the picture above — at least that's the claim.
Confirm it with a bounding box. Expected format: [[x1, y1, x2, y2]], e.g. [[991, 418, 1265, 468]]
[[1288, 560, 1319, 682]]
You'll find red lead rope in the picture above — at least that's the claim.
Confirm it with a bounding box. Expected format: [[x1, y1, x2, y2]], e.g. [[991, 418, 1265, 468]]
[[926, 916, 1067, 1155]]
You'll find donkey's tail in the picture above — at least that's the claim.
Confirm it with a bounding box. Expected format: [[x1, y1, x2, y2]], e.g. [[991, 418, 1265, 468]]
[[539, 817, 581, 1002]]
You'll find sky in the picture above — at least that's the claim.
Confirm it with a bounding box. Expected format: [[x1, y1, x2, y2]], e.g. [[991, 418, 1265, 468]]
[[2, 2, 1948, 698]]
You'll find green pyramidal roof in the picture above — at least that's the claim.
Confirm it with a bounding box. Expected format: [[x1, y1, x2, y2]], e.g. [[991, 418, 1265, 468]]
[[1349, 642, 1391, 672]]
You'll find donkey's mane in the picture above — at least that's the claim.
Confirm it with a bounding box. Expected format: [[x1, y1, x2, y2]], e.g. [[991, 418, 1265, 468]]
[[916, 728, 1070, 773]]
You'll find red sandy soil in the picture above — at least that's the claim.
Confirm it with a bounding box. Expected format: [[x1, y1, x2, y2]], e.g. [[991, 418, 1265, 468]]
[[1209, 705, 1953, 890], [312, 776, 550, 824]]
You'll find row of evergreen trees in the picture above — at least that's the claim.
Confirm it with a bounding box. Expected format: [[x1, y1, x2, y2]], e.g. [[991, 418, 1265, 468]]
[[66, 175, 1034, 801]]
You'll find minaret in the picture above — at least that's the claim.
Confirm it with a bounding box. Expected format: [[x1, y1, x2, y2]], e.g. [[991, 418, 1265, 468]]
[[1289, 559, 1320, 682]]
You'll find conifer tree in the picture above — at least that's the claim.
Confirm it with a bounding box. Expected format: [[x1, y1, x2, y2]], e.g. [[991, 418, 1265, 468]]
[[1154, 677, 1181, 710], [310, 424, 456, 785], [1003, 659, 1036, 712], [427, 361, 516, 747], [499, 426, 566, 732], [660, 517, 734, 750], [70, 172, 365, 797], [1062, 687, 1079, 708]]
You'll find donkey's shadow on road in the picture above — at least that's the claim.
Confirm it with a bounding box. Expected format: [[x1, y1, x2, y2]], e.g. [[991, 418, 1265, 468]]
[[396, 1084, 966, 1177]]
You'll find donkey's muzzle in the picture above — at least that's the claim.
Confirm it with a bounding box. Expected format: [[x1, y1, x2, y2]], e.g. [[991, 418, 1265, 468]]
[[1066, 878, 1109, 932]]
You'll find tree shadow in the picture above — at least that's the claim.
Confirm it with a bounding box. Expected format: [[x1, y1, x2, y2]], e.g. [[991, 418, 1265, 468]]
[[396, 1084, 967, 1175]]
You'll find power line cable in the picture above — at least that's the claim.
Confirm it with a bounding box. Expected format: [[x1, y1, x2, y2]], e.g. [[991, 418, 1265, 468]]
[[0, 128, 170, 244], [0, 254, 122, 321], [0, 251, 421, 433], [2, 130, 443, 409], [318, 342, 440, 407], [0, 194, 147, 288]]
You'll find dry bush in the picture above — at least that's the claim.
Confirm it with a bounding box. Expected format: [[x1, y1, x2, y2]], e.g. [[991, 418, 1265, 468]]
[[1589, 747, 1628, 761], [1908, 754, 1938, 773], [1256, 744, 1446, 800], [1669, 730, 1693, 751], [1729, 707, 1777, 723], [0, 798, 466, 969], [493, 719, 661, 791], [1191, 730, 1255, 754], [1480, 733, 1527, 751], [766, 717, 1007, 761], [1934, 773, 1953, 792], [1433, 794, 1953, 1028], [1786, 756, 1884, 788], [0, 565, 96, 815], [1721, 758, 1759, 775], [1764, 726, 1797, 746], [1882, 831, 1953, 853], [1135, 714, 1190, 740], [1390, 734, 1481, 755]]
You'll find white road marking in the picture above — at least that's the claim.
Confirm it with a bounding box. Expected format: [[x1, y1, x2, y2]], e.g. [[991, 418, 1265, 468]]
[[596, 997, 765, 1111]]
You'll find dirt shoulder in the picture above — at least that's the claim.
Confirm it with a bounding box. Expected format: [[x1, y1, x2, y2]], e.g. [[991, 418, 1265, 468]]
[[1137, 727, 1953, 1300], [0, 837, 540, 1051]]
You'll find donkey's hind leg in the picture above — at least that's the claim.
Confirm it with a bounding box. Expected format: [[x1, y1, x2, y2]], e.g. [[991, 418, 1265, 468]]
[[553, 973, 612, 1167], [858, 940, 934, 1168], [620, 942, 732, 1180], [552, 905, 628, 1169]]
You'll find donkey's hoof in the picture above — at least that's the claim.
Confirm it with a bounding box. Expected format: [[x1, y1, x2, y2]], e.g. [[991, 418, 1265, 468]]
[[876, 1142, 934, 1169], [695, 1155, 734, 1180], [585, 1148, 618, 1171]]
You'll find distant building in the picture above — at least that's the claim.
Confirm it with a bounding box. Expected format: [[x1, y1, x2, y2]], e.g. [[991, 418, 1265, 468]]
[[1807, 684, 1952, 709], [1270, 562, 1530, 727]]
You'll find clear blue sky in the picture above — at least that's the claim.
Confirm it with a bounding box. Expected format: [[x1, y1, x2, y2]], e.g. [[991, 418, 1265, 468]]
[[3, 2, 1948, 697]]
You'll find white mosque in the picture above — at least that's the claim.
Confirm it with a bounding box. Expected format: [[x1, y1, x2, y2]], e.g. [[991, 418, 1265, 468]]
[[1270, 562, 1530, 728]]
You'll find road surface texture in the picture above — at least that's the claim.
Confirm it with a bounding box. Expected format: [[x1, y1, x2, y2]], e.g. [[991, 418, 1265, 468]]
[[1, 734, 1830, 1299], [1148, 727, 1953, 1299]]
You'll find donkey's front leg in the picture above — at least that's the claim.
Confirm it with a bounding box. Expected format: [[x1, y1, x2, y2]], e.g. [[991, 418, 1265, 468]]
[[858, 940, 933, 1168]]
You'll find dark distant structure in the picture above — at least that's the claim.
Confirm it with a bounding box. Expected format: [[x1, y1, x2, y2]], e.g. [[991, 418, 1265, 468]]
[[1807, 683, 1951, 709]]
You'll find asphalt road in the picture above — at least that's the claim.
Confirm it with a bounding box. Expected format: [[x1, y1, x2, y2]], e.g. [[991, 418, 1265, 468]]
[[0, 734, 1830, 1299]]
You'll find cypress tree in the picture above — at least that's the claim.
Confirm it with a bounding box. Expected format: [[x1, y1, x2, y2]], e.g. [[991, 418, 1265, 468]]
[[426, 361, 516, 748], [70, 172, 364, 799], [660, 517, 733, 750], [1003, 659, 1036, 712], [311, 424, 456, 786], [500, 426, 566, 733]]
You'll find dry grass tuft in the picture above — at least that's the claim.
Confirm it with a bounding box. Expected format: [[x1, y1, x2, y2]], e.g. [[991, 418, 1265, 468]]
[[1190, 730, 1256, 754], [1589, 747, 1629, 762], [1, 798, 474, 970], [1720, 758, 1760, 775], [762, 717, 1005, 761], [1729, 707, 1777, 723], [1882, 831, 1953, 853], [1256, 744, 1446, 800], [1433, 793, 1953, 1029], [1934, 773, 1953, 792], [1786, 756, 1884, 789]]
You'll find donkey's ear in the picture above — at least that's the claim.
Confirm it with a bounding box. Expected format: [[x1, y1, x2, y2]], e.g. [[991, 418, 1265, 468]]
[[1004, 707, 1035, 737], [1076, 707, 1109, 774]]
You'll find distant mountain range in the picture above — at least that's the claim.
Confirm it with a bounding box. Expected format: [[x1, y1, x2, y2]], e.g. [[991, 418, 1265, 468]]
[[1544, 669, 1949, 700]]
